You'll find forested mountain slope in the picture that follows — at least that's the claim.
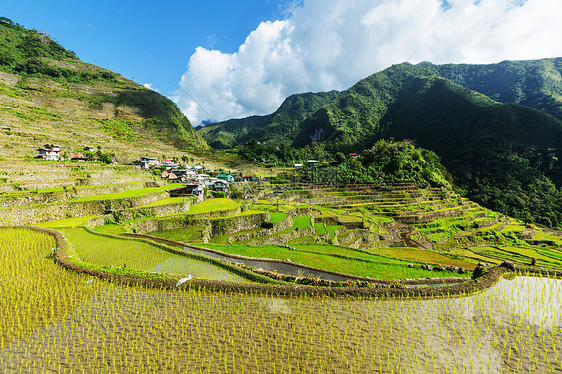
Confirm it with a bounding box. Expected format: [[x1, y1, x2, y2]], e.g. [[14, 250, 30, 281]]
[[196, 90, 340, 148]]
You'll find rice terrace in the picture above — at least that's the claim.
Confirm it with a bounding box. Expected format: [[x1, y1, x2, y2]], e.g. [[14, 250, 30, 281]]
[[0, 159, 561, 373], [2, 8, 562, 374]]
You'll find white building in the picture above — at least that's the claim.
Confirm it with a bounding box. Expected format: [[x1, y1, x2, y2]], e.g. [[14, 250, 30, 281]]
[[36, 144, 61, 161]]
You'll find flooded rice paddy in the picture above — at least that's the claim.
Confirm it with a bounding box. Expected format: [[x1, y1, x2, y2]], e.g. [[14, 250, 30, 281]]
[[1, 276, 560, 373]]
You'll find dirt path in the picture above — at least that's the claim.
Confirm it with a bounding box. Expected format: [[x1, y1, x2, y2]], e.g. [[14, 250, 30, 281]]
[[401, 231, 435, 250]]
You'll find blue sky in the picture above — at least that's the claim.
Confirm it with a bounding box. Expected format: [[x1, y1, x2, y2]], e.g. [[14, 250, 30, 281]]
[[3, 0, 562, 125], [2, 0, 288, 95]]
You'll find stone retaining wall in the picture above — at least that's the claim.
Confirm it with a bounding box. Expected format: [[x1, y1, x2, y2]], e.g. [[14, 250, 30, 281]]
[[128, 210, 268, 236], [211, 212, 270, 236], [0, 190, 169, 225], [103, 201, 192, 225], [0, 181, 163, 208]]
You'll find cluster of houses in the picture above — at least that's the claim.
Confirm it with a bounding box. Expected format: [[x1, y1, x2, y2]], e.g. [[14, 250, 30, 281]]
[[137, 157, 263, 197], [35, 145, 98, 161], [166, 169, 264, 197]]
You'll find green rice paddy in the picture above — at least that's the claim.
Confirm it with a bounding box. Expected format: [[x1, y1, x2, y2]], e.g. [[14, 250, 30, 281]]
[[59, 227, 247, 282]]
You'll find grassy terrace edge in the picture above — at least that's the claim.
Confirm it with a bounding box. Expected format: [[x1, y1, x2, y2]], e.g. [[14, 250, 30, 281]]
[[7, 225, 562, 298]]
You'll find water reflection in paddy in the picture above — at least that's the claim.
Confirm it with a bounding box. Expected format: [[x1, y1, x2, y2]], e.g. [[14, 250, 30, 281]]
[[1, 276, 560, 373]]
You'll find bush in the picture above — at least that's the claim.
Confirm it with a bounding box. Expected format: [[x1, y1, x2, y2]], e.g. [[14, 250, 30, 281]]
[[211, 191, 227, 198]]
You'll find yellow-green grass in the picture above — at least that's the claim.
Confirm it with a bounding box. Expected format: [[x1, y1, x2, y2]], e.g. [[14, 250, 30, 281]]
[[150, 226, 206, 242], [292, 244, 413, 266], [340, 215, 362, 223], [59, 227, 247, 282], [369, 215, 394, 223], [472, 245, 562, 268], [529, 229, 562, 245], [95, 224, 128, 235], [196, 243, 469, 279], [292, 215, 311, 229], [34, 215, 98, 228], [127, 198, 242, 223], [316, 210, 338, 218], [0, 227, 104, 349], [0, 180, 147, 196], [372, 248, 476, 270], [452, 249, 503, 264], [266, 212, 288, 224], [500, 222, 525, 232], [185, 198, 239, 215], [470, 246, 535, 265], [254, 203, 294, 211], [69, 184, 177, 202], [141, 196, 191, 207], [314, 222, 327, 235], [327, 225, 343, 239]]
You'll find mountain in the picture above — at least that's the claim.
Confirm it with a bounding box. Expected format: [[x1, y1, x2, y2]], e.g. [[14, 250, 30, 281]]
[[0, 17, 206, 161], [210, 59, 562, 228], [427, 59, 562, 121], [196, 90, 340, 148]]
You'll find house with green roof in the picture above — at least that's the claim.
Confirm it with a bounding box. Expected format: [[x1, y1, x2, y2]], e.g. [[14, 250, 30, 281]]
[[216, 173, 235, 183]]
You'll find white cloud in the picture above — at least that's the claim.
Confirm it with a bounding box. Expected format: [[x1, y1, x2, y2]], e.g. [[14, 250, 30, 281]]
[[176, 0, 562, 125], [143, 83, 159, 92]]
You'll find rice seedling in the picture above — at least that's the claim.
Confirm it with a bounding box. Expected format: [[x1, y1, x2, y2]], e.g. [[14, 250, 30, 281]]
[[2, 271, 556, 373]]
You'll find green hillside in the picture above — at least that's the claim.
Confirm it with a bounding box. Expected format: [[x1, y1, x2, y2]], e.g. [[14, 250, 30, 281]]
[[197, 90, 339, 148], [295, 68, 562, 228], [207, 59, 562, 228], [426, 58, 562, 121], [0, 17, 206, 161]]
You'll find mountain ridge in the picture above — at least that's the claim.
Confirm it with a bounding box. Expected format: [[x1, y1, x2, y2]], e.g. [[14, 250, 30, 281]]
[[0, 17, 207, 161], [204, 58, 562, 228]]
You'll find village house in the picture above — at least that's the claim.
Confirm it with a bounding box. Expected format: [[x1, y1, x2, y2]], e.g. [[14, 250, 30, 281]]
[[36, 144, 61, 161], [84, 146, 95, 152], [169, 181, 204, 196], [169, 169, 196, 182], [216, 173, 235, 183], [195, 174, 210, 182], [211, 179, 229, 193], [139, 157, 158, 169], [71, 152, 87, 161], [161, 159, 178, 170]]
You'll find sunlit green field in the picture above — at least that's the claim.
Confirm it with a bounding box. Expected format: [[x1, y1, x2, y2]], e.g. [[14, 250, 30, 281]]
[[195, 243, 469, 279], [59, 227, 248, 282]]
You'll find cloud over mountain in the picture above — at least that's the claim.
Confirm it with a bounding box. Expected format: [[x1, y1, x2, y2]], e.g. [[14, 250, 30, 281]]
[[175, 0, 562, 125]]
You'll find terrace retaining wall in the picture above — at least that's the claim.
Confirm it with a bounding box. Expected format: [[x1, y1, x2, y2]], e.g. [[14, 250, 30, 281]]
[[128, 211, 268, 236], [233, 215, 294, 242], [249, 226, 315, 245], [0, 181, 164, 208], [0, 190, 169, 225], [211, 212, 270, 236], [103, 201, 192, 225]]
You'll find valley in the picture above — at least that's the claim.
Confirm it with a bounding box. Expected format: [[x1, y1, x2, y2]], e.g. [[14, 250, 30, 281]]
[[1, 16, 562, 373]]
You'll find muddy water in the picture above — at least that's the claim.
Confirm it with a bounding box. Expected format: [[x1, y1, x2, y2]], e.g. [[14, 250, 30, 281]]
[[0, 276, 560, 373]]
